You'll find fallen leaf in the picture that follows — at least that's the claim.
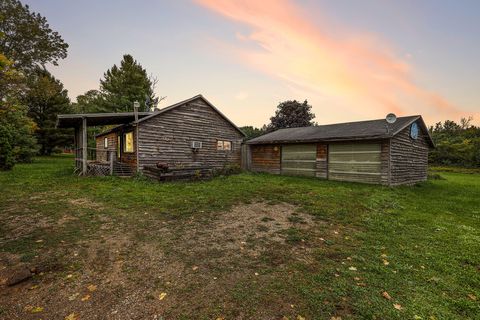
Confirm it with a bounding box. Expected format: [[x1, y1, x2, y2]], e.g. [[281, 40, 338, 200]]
[[348, 266, 357, 271], [87, 284, 97, 292], [30, 306, 44, 313], [331, 317, 342, 320], [380, 253, 387, 258], [346, 257, 352, 260], [467, 294, 477, 301], [158, 292, 167, 300], [29, 285, 39, 290], [290, 304, 295, 308], [383, 259, 390, 266], [66, 274, 73, 279], [81, 294, 90, 301], [296, 316, 306, 320], [382, 291, 392, 300], [192, 266, 198, 271], [35, 239, 44, 243], [68, 293, 79, 301], [356, 282, 367, 287], [254, 272, 259, 276], [393, 303, 402, 310], [65, 313, 78, 320], [334, 273, 340, 277], [413, 316, 422, 320], [354, 277, 360, 281]]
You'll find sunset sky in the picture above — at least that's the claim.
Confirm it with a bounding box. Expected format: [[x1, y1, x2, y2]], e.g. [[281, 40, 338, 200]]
[[26, 0, 479, 127]]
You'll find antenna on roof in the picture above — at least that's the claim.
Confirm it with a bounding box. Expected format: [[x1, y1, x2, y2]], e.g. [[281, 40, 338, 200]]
[[385, 113, 396, 134]]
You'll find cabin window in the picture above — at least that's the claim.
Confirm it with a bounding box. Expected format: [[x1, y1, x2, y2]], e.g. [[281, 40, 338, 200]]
[[217, 140, 232, 151], [124, 132, 134, 153], [104, 137, 108, 148]]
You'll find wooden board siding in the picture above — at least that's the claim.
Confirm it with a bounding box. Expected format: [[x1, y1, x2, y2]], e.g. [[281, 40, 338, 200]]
[[316, 143, 328, 178], [250, 144, 281, 174], [281, 144, 316, 176], [390, 122, 429, 185], [137, 98, 243, 169], [95, 132, 117, 162]]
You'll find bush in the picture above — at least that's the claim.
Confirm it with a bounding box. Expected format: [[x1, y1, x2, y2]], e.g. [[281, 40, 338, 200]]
[[0, 126, 14, 170]]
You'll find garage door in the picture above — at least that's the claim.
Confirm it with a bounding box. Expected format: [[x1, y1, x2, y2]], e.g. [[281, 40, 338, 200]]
[[281, 144, 316, 177], [328, 143, 382, 183]]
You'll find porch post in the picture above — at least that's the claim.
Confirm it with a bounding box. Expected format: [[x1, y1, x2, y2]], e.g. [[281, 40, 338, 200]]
[[82, 117, 87, 175]]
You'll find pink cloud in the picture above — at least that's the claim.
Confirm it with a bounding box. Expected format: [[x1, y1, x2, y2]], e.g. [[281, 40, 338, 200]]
[[196, 0, 465, 121]]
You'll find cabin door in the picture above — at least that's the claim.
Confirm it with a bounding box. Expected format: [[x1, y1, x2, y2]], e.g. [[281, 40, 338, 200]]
[[328, 143, 382, 183], [281, 144, 317, 177]]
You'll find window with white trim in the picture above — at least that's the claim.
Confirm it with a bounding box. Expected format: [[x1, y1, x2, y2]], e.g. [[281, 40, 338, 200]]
[[104, 137, 108, 148]]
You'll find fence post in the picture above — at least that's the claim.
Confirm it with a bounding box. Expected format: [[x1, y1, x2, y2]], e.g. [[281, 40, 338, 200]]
[[109, 151, 115, 175]]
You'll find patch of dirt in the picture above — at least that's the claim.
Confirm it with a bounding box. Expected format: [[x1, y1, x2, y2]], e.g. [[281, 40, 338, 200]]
[[68, 198, 105, 211], [0, 202, 338, 319], [0, 213, 53, 242]]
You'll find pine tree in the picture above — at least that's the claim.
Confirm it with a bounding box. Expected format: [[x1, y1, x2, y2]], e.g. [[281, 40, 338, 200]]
[[100, 54, 158, 112], [23, 68, 71, 155]]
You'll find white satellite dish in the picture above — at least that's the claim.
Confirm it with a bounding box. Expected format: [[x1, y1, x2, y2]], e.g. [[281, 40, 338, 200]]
[[386, 113, 397, 124]]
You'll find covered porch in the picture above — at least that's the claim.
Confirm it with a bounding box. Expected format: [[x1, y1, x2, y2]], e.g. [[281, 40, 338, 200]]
[[56, 112, 151, 176]]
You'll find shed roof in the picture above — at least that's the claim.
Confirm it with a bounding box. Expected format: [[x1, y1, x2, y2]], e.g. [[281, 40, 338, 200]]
[[247, 115, 434, 146], [56, 112, 152, 128]]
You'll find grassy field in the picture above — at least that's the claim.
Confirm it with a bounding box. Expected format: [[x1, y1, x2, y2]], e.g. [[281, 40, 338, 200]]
[[0, 155, 479, 319]]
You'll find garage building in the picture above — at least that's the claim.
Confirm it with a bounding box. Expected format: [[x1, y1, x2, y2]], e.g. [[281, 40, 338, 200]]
[[245, 115, 434, 186]]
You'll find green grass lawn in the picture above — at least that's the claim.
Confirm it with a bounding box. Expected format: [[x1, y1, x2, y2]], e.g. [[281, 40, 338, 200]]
[[0, 155, 479, 319]]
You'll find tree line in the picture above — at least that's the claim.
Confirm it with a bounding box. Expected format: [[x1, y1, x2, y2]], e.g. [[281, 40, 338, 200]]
[[0, 0, 159, 170], [429, 117, 480, 167]]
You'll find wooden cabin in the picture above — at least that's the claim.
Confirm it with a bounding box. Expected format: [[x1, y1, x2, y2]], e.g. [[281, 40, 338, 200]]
[[245, 116, 434, 186], [57, 95, 245, 176], [94, 95, 245, 174]]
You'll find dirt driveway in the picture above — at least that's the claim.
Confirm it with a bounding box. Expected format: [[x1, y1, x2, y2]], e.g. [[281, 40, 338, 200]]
[[1, 201, 344, 320]]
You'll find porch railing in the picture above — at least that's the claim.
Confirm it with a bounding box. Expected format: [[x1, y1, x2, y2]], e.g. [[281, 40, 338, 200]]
[[74, 147, 118, 176]]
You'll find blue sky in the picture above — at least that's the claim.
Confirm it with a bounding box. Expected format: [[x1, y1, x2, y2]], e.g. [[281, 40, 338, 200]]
[[25, 0, 480, 126]]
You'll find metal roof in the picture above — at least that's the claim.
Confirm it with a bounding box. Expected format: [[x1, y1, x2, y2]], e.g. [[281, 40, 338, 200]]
[[247, 115, 434, 146], [56, 112, 152, 128]]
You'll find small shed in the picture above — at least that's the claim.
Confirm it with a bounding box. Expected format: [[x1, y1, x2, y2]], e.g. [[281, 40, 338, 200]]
[[245, 115, 434, 186]]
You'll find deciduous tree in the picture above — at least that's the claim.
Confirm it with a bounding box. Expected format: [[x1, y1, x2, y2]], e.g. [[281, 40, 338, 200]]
[[0, 0, 68, 72], [267, 100, 315, 132]]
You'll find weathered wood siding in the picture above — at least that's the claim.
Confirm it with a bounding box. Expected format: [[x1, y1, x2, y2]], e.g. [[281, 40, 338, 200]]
[[390, 123, 429, 185], [137, 98, 243, 169], [95, 132, 117, 162], [316, 143, 328, 178], [250, 144, 281, 174]]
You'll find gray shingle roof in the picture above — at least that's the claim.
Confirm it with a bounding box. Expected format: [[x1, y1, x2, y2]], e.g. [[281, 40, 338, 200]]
[[247, 115, 434, 146]]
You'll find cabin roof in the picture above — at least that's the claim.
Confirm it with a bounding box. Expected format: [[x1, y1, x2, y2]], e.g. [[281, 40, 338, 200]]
[[92, 94, 245, 138], [247, 115, 434, 147]]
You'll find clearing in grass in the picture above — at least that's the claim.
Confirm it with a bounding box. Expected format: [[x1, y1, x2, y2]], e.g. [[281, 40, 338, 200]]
[[0, 155, 478, 319]]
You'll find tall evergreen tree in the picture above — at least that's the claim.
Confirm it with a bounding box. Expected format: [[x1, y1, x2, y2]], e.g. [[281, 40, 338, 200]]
[[267, 100, 316, 132], [0, 0, 68, 72], [23, 68, 71, 155], [100, 54, 158, 112]]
